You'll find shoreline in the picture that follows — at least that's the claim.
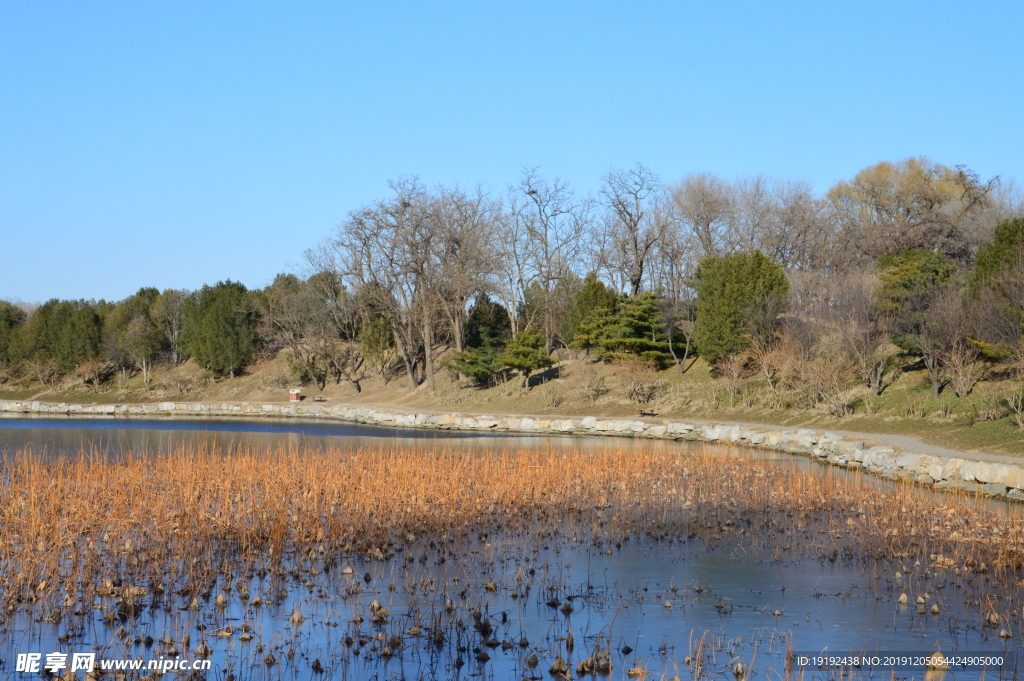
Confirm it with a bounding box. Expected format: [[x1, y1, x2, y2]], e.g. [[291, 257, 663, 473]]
[[3, 397, 1024, 502]]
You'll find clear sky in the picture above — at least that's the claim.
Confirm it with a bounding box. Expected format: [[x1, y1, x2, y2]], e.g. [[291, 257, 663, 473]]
[[2, 1, 1021, 303]]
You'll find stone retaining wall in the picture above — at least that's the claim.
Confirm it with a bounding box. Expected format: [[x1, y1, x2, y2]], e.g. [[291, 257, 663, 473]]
[[2, 399, 1021, 501]]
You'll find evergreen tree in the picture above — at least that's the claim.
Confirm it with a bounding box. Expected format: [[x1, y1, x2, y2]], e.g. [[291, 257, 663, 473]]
[[26, 299, 104, 372], [692, 251, 789, 366], [465, 295, 511, 348], [443, 329, 505, 386], [0, 301, 26, 364], [498, 328, 554, 387], [875, 250, 960, 398], [876, 249, 955, 316], [571, 292, 673, 368], [972, 217, 1024, 303], [563, 273, 617, 347], [181, 281, 258, 378]]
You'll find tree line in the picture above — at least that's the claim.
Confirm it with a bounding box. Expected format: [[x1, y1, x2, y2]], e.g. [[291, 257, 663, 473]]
[[2, 156, 1023, 413]]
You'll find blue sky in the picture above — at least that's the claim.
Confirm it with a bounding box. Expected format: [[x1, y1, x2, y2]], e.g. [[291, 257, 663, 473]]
[[2, 1, 1021, 302]]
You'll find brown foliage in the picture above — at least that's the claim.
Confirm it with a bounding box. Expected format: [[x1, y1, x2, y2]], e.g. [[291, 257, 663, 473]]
[[2, 442, 1023, 616]]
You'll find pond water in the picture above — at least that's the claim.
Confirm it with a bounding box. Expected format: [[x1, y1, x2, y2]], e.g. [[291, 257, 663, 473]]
[[0, 416, 1021, 680], [0, 414, 555, 456]]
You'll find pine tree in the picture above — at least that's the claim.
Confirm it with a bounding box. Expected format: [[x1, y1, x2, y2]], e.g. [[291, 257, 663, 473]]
[[563, 273, 617, 347], [465, 295, 511, 348], [571, 292, 673, 368], [498, 328, 554, 387], [443, 329, 505, 386]]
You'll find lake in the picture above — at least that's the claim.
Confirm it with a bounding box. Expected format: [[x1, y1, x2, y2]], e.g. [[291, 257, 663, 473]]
[[0, 415, 1020, 680]]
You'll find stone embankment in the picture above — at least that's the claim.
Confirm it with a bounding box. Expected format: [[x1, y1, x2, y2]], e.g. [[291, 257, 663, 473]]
[[3, 398, 1023, 500]]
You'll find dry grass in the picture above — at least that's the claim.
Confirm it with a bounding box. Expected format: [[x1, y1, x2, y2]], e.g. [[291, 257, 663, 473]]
[[1, 442, 1022, 617]]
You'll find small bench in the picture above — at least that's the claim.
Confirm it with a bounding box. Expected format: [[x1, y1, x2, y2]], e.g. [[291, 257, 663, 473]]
[[638, 408, 657, 417], [313, 396, 327, 403]]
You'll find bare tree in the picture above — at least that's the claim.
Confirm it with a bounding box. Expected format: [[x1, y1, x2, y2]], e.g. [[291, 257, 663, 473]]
[[804, 348, 857, 416], [669, 172, 734, 259], [492, 206, 532, 337], [151, 289, 186, 365], [764, 181, 835, 271], [257, 275, 332, 390], [730, 175, 776, 253], [595, 164, 666, 296], [431, 186, 500, 353], [826, 275, 895, 395], [509, 168, 591, 351], [120, 315, 161, 389], [828, 157, 997, 264], [895, 283, 970, 400], [335, 179, 443, 391], [934, 289, 987, 398], [648, 203, 698, 373], [717, 353, 748, 407], [23, 354, 61, 386], [325, 342, 368, 392]]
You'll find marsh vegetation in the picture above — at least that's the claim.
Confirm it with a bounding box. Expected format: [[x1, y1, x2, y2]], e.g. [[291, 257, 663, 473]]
[[2, 435, 1024, 678]]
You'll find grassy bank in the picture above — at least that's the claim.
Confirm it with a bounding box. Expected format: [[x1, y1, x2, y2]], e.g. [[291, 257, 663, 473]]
[[5, 349, 1024, 457]]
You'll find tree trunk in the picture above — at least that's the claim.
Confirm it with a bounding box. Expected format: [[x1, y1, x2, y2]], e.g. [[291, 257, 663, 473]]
[[868, 358, 886, 396], [922, 352, 942, 399], [393, 327, 419, 391], [421, 306, 436, 391]]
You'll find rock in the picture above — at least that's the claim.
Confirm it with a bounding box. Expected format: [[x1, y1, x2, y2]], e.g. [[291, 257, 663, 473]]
[[702, 426, 723, 441], [796, 429, 818, 447], [982, 463, 1011, 485], [942, 458, 964, 481], [984, 482, 1008, 496], [833, 440, 862, 454], [896, 453, 921, 471], [1005, 467, 1024, 490]]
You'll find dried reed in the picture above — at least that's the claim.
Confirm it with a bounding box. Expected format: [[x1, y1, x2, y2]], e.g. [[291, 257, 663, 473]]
[[0, 441, 1021, 616]]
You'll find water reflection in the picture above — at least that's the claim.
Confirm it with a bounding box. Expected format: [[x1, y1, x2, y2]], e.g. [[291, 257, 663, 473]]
[[0, 415, 575, 456]]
